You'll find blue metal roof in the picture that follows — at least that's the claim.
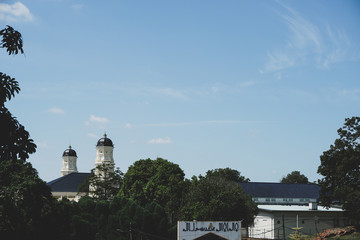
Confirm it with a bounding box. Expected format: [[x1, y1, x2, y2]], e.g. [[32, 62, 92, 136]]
[[239, 182, 320, 199], [47, 172, 90, 192]]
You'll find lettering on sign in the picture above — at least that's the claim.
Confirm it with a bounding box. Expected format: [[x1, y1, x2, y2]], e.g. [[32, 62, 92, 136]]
[[182, 222, 240, 232]]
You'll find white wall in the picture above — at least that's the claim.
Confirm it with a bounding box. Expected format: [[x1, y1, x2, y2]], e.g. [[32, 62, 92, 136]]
[[249, 211, 345, 239], [248, 212, 274, 239]]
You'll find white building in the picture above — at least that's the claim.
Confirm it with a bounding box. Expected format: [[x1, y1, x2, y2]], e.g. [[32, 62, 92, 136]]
[[248, 204, 345, 239], [239, 182, 346, 239], [47, 134, 115, 201]]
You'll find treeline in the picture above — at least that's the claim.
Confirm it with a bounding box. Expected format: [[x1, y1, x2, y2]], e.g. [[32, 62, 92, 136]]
[[0, 159, 173, 240], [0, 157, 257, 240], [55, 196, 174, 240]]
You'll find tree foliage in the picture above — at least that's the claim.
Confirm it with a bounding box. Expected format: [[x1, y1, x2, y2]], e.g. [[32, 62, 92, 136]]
[[54, 196, 172, 240], [120, 157, 186, 220], [205, 167, 250, 182], [180, 174, 257, 227], [84, 163, 123, 201], [0, 26, 36, 161], [0, 25, 24, 55], [0, 159, 63, 240], [281, 171, 309, 184], [318, 117, 360, 220]]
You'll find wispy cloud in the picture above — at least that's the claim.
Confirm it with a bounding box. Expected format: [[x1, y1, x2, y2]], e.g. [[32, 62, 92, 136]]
[[249, 129, 260, 139], [87, 133, 98, 138], [36, 141, 50, 149], [124, 123, 132, 129], [139, 120, 263, 127], [0, 2, 34, 22], [151, 87, 189, 100], [71, 4, 84, 11], [48, 107, 65, 114], [238, 81, 256, 88], [148, 137, 172, 144], [336, 88, 360, 101], [261, 2, 358, 73], [89, 114, 109, 123]]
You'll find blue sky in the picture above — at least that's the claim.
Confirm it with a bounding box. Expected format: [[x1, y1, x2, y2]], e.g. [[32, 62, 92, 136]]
[[1, 0, 359, 182]]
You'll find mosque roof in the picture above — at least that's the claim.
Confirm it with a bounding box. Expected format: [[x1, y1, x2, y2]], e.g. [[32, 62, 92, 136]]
[[62, 145, 77, 157], [47, 172, 90, 192], [96, 133, 113, 147]]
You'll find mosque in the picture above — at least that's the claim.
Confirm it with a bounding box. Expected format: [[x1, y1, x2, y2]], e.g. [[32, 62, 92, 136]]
[[47, 133, 115, 201]]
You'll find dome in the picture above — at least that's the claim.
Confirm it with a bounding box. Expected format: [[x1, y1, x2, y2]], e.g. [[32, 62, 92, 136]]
[[63, 146, 77, 157], [96, 133, 114, 147]]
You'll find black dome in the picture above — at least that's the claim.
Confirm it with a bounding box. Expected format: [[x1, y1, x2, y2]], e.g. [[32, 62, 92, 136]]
[[97, 133, 113, 147], [63, 146, 77, 157]]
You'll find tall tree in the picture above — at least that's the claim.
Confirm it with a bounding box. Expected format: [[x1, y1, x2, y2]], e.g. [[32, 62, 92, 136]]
[[205, 167, 250, 182], [180, 174, 257, 227], [318, 117, 360, 220], [120, 157, 186, 221], [281, 171, 309, 184], [80, 163, 123, 201]]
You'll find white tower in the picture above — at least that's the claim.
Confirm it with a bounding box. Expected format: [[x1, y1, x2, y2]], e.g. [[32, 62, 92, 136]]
[[95, 133, 115, 176], [61, 145, 78, 176]]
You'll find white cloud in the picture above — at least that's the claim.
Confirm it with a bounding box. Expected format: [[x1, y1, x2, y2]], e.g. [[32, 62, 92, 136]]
[[48, 107, 65, 114], [0, 2, 34, 22], [148, 137, 172, 144], [262, 50, 295, 73], [153, 87, 189, 100], [87, 133, 98, 138], [37, 141, 49, 148], [124, 123, 132, 128], [71, 4, 84, 11], [141, 120, 259, 127], [238, 81, 256, 88], [249, 129, 260, 139], [211, 86, 219, 93], [89, 114, 109, 123]]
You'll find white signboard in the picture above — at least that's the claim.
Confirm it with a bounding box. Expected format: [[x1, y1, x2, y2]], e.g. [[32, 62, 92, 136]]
[[178, 221, 241, 240]]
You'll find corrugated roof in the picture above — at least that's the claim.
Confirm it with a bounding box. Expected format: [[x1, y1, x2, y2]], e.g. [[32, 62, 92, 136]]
[[239, 182, 320, 199], [258, 204, 343, 212], [47, 172, 90, 192]]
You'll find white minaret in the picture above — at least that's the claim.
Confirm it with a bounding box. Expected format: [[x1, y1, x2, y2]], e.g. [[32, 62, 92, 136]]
[[95, 133, 115, 176], [61, 145, 78, 176]]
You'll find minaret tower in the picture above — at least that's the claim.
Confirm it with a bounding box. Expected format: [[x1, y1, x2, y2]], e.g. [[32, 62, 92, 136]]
[[61, 145, 78, 176], [95, 133, 115, 176]]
